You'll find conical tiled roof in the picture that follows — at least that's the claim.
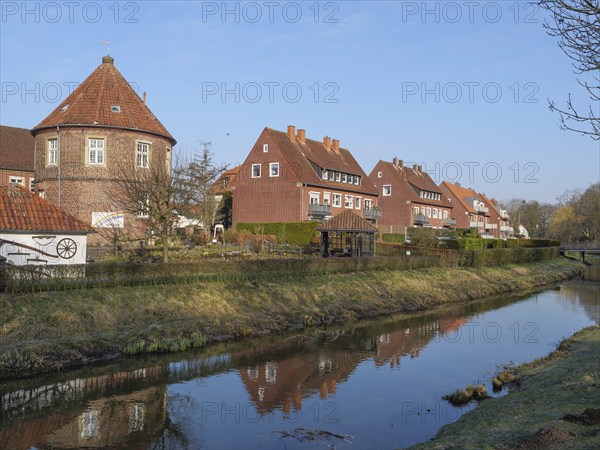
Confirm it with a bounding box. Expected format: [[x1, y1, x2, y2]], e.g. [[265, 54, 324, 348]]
[[32, 55, 175, 144]]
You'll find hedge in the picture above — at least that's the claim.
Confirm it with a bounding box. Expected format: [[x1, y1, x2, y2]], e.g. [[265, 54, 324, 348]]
[[382, 233, 405, 243], [236, 222, 319, 245], [0, 246, 561, 294]]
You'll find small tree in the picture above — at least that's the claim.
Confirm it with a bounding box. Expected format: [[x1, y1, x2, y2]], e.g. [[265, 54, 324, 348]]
[[541, 0, 600, 139], [110, 152, 182, 263], [176, 141, 227, 239]]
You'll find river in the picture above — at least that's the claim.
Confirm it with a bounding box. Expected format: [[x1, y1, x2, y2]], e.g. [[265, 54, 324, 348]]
[[0, 280, 598, 449]]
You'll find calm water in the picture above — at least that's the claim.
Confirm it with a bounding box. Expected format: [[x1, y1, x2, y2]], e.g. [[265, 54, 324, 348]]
[[1, 281, 598, 450]]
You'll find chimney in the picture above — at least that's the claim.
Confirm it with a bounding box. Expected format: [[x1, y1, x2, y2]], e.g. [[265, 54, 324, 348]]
[[287, 125, 296, 141], [102, 55, 114, 64], [418, 165, 423, 174], [143, 91, 147, 104], [297, 129, 306, 144], [456, 182, 461, 188], [323, 136, 332, 150], [413, 164, 418, 172], [392, 157, 398, 167], [399, 159, 404, 169], [332, 139, 340, 153]]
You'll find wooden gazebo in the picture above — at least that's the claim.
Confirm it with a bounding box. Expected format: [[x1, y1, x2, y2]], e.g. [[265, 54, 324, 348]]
[[317, 210, 378, 257]]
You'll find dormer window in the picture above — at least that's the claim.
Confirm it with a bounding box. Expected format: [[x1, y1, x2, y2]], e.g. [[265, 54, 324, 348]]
[[322, 170, 329, 180], [111, 105, 121, 113], [60, 104, 69, 112]]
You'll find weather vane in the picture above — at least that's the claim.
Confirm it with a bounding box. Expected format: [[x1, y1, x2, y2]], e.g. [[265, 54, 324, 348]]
[[99, 40, 111, 55]]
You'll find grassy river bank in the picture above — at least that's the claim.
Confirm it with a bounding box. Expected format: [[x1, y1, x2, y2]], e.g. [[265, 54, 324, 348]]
[[412, 325, 600, 450], [0, 259, 584, 380]]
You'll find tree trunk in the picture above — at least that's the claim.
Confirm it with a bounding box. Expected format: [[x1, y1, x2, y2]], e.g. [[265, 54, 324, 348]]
[[162, 227, 169, 263]]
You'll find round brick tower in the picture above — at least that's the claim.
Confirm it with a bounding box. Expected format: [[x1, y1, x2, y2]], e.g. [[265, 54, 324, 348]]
[[32, 55, 176, 244]]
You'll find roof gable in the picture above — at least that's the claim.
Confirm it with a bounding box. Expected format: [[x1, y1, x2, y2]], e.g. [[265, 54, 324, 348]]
[[0, 185, 91, 233], [318, 210, 378, 232], [32, 56, 175, 144], [0, 126, 35, 172], [266, 128, 378, 195], [440, 181, 483, 213]]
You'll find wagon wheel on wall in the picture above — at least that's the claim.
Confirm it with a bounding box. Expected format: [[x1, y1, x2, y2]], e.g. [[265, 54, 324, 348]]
[[56, 238, 77, 259]]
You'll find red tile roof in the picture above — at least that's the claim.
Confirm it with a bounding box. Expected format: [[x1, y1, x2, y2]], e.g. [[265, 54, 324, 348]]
[[440, 181, 482, 214], [32, 56, 175, 144], [0, 184, 91, 233], [379, 161, 452, 208], [266, 128, 378, 196], [318, 210, 378, 232], [0, 125, 35, 171], [210, 165, 241, 194]]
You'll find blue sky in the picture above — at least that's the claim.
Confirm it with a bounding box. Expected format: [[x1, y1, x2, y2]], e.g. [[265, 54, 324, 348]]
[[1, 0, 598, 202]]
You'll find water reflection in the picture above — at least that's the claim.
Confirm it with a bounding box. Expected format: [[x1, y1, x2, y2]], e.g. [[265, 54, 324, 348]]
[[0, 281, 597, 450]]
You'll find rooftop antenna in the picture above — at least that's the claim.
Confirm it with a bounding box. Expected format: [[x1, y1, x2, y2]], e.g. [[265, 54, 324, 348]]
[[99, 39, 111, 55]]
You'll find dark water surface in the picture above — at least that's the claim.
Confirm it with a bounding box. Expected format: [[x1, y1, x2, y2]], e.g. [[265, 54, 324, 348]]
[[1, 281, 598, 449]]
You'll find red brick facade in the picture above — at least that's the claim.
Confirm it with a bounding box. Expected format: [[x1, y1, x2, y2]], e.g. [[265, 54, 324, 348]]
[[369, 159, 453, 234], [439, 181, 494, 238], [232, 127, 379, 226], [0, 125, 35, 191]]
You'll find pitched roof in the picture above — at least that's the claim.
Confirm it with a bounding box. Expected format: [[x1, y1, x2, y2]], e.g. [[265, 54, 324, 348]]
[[0, 184, 91, 233], [318, 210, 378, 232], [379, 161, 452, 207], [210, 165, 240, 194], [440, 181, 483, 214], [32, 56, 175, 144], [266, 128, 378, 196], [0, 125, 35, 172]]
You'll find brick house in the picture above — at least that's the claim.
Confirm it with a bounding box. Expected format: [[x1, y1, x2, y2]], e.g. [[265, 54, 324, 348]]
[[439, 181, 494, 238], [0, 125, 35, 191], [31, 55, 176, 244], [480, 194, 513, 239], [369, 158, 453, 234], [232, 126, 380, 226], [0, 184, 90, 265]]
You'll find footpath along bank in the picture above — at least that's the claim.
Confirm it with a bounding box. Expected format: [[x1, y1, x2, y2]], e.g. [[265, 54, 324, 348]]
[[0, 248, 585, 380]]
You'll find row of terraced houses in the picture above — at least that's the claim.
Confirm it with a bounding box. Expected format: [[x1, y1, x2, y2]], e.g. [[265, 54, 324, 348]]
[[1, 55, 513, 265]]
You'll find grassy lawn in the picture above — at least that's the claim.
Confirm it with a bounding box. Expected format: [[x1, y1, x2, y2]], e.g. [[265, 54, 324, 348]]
[[412, 326, 600, 450], [0, 259, 584, 380]]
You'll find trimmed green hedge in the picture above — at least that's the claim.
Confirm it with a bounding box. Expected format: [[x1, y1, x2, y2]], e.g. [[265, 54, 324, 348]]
[[382, 233, 405, 243], [236, 222, 319, 245]]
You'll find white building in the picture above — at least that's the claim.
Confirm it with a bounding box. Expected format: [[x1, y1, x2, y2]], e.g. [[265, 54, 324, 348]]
[[0, 184, 90, 265]]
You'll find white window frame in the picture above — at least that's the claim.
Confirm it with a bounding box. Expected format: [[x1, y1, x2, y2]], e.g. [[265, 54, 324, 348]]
[[332, 194, 342, 207], [322, 169, 328, 180], [263, 144, 269, 153], [137, 193, 150, 218], [9, 176, 24, 186], [309, 192, 320, 205], [88, 138, 105, 165], [48, 138, 58, 165], [413, 206, 420, 216], [29, 178, 35, 192], [323, 192, 331, 205], [269, 162, 279, 177], [443, 210, 449, 219], [354, 176, 359, 185], [382, 185, 392, 196], [378, 171, 382, 178], [342, 173, 347, 183], [252, 163, 261, 178], [136, 141, 150, 168], [335, 172, 341, 182], [364, 199, 373, 209], [426, 207, 432, 218], [345, 195, 353, 209], [355, 197, 361, 209], [433, 208, 438, 218]]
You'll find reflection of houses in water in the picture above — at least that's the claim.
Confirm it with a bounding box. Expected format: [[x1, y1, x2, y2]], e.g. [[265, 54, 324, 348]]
[[0, 366, 167, 450], [239, 315, 470, 415]]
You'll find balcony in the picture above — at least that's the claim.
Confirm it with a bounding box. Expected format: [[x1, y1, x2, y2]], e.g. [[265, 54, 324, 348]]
[[475, 205, 489, 214], [413, 214, 429, 226], [469, 221, 482, 228], [308, 203, 331, 218], [486, 223, 498, 230], [442, 218, 456, 228], [363, 207, 382, 220], [500, 225, 513, 232], [499, 210, 510, 219]]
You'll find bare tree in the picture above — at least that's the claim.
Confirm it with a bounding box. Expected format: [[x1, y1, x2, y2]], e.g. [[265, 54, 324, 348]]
[[110, 152, 183, 263], [176, 142, 227, 240], [541, 0, 600, 139]]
